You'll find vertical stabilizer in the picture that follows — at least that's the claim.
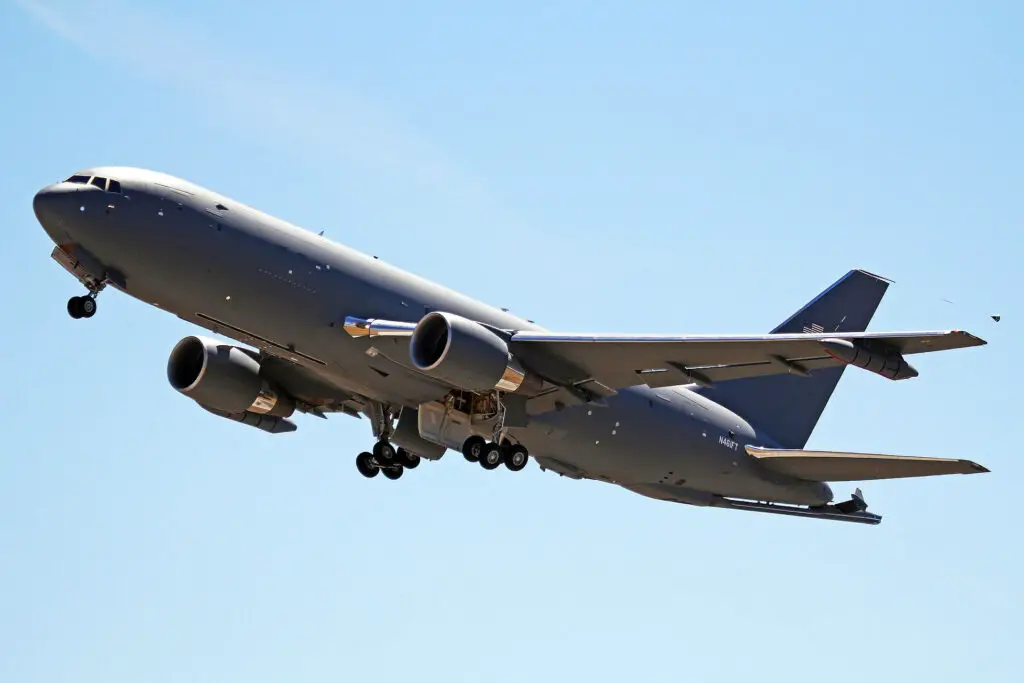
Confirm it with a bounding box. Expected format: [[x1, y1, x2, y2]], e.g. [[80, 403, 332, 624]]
[[697, 270, 890, 449]]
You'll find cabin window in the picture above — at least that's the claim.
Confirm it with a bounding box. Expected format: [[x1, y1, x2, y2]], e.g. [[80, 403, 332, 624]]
[[107, 179, 122, 194], [90, 176, 107, 190], [65, 174, 90, 184]]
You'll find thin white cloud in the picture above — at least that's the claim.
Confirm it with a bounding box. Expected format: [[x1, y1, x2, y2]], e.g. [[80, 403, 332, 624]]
[[14, 0, 500, 206]]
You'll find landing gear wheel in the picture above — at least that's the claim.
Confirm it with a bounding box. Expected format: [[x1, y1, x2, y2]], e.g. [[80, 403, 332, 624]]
[[382, 465, 404, 480], [373, 440, 397, 464], [398, 448, 420, 469], [479, 442, 503, 470], [504, 444, 529, 472], [356, 452, 379, 478], [67, 296, 97, 319], [462, 435, 486, 462]]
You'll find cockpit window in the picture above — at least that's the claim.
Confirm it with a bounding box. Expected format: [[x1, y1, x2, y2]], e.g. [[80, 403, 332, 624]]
[[64, 173, 122, 192]]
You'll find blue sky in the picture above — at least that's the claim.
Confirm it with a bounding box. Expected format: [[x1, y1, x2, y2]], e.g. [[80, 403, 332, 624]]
[[1, 1, 1021, 681]]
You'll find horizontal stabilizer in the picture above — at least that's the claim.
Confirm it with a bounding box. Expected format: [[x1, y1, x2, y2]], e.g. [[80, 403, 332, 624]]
[[746, 446, 988, 482]]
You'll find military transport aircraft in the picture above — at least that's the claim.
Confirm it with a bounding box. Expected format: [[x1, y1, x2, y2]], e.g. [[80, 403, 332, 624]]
[[32, 167, 989, 525]]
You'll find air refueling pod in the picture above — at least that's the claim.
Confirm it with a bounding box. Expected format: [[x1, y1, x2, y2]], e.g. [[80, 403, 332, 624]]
[[819, 338, 918, 380]]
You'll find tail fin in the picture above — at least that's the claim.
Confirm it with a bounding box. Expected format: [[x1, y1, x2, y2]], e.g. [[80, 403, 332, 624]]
[[699, 269, 891, 448]]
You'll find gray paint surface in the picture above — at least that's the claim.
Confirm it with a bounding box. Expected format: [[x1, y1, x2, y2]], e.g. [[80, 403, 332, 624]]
[[32, 166, 988, 524]]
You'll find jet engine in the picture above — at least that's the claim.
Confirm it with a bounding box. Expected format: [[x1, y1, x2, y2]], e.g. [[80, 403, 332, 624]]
[[409, 312, 541, 394], [167, 336, 296, 418]]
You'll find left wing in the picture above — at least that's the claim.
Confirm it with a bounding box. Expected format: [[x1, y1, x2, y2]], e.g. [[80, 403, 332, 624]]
[[507, 329, 986, 393]]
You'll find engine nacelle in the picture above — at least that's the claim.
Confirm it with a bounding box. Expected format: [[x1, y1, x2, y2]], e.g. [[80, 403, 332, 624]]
[[167, 336, 295, 417], [409, 312, 540, 394]]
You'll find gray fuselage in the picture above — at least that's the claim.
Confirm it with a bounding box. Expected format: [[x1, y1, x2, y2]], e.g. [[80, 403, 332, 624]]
[[33, 167, 832, 507]]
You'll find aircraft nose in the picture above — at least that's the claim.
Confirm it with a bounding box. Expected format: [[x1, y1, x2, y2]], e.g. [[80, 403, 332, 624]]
[[33, 184, 64, 227], [33, 183, 81, 237]]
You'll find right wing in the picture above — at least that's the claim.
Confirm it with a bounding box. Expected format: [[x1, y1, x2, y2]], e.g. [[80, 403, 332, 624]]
[[508, 328, 985, 394], [341, 314, 986, 408]]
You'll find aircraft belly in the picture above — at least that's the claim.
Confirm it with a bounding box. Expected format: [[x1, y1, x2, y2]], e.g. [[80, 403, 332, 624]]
[[519, 388, 727, 484], [519, 387, 831, 506]]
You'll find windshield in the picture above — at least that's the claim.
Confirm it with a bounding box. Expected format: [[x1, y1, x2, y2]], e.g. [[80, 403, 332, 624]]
[[64, 173, 122, 194]]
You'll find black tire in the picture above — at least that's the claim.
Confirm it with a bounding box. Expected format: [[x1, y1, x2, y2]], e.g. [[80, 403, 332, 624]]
[[67, 296, 83, 319], [504, 444, 529, 472], [382, 465, 403, 480], [373, 440, 397, 464], [462, 435, 486, 462], [356, 452, 379, 478], [79, 296, 97, 318], [479, 442, 503, 470], [398, 448, 420, 469]]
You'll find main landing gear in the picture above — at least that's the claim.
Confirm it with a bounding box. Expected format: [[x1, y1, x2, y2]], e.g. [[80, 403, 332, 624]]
[[461, 435, 530, 472], [352, 397, 530, 480], [354, 402, 422, 481], [456, 391, 530, 473], [67, 294, 97, 319], [356, 444, 420, 480]]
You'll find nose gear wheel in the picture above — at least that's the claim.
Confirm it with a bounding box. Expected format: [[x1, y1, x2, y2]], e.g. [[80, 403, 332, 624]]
[[67, 295, 97, 319]]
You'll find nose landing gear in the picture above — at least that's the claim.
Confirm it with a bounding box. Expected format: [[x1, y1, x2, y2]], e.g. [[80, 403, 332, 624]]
[[50, 245, 109, 320]]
